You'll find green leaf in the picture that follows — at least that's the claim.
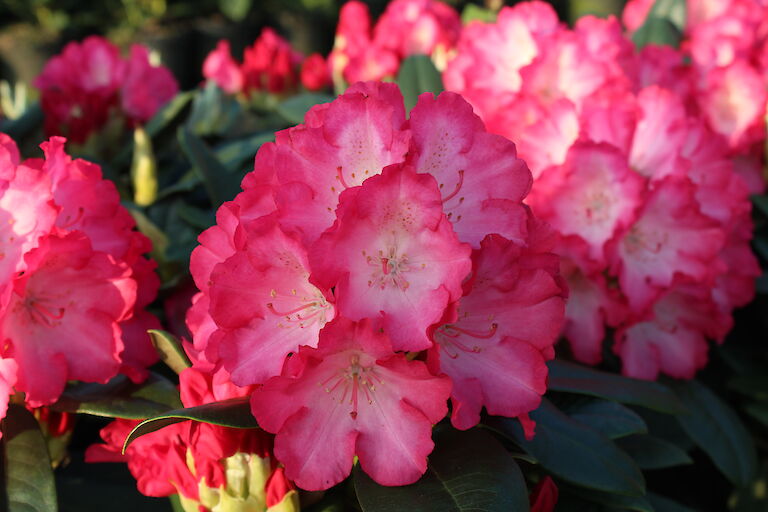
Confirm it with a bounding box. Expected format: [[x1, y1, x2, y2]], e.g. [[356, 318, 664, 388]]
[[461, 4, 497, 23], [123, 397, 258, 452], [178, 125, 241, 207], [647, 493, 697, 512], [751, 195, 768, 218], [567, 400, 648, 439], [396, 55, 444, 112], [275, 93, 335, 125], [486, 399, 645, 496], [631, 0, 686, 49], [547, 360, 685, 414], [561, 486, 654, 512], [354, 427, 529, 512], [215, 132, 275, 172], [743, 402, 768, 428], [146, 91, 196, 138], [673, 380, 757, 487], [187, 81, 244, 136], [2, 404, 58, 512], [219, 0, 252, 21], [52, 372, 181, 420], [149, 329, 192, 374], [728, 374, 768, 400], [616, 434, 692, 469]]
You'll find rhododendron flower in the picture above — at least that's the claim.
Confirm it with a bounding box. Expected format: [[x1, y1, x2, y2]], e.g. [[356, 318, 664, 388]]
[[300, 53, 331, 91], [330, 0, 460, 84], [444, 1, 759, 380], [0, 134, 159, 424], [203, 40, 244, 94], [0, 357, 16, 438], [243, 29, 303, 95], [35, 36, 177, 144], [188, 81, 566, 488], [530, 476, 559, 512], [251, 318, 452, 490]]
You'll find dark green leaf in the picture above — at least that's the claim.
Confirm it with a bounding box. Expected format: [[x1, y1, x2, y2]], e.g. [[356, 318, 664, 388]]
[[729, 375, 768, 400], [149, 330, 192, 374], [123, 397, 258, 452], [751, 195, 768, 218], [219, 0, 252, 21], [548, 360, 685, 414], [673, 380, 757, 487], [187, 81, 243, 136], [616, 434, 692, 469], [174, 202, 215, 230], [561, 485, 654, 512], [461, 4, 497, 23], [0, 102, 43, 140], [487, 400, 645, 496], [276, 93, 335, 125], [631, 0, 686, 49], [354, 427, 529, 512], [178, 125, 241, 206], [744, 402, 768, 428], [397, 55, 444, 112], [647, 493, 697, 512], [52, 373, 181, 420], [146, 92, 196, 138], [567, 399, 647, 440], [2, 404, 58, 512], [215, 132, 275, 172]]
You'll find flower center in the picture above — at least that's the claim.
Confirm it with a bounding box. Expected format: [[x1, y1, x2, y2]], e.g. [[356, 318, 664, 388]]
[[23, 296, 66, 327], [364, 246, 414, 291], [322, 354, 382, 420], [623, 225, 667, 257]]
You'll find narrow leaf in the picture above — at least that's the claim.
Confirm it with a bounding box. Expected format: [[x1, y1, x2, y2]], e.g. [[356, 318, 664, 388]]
[[674, 380, 757, 487], [568, 399, 648, 439], [215, 132, 275, 172], [146, 91, 195, 137], [276, 93, 334, 125], [487, 399, 645, 496], [354, 427, 529, 512], [2, 404, 58, 512], [178, 125, 241, 206], [123, 397, 258, 452], [647, 492, 697, 512], [149, 330, 192, 374], [397, 55, 444, 112], [616, 434, 693, 469], [547, 360, 685, 413]]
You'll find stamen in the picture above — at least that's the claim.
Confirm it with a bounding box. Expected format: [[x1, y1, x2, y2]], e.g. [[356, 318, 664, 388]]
[[443, 323, 497, 339], [441, 170, 465, 203], [266, 302, 316, 317], [337, 166, 353, 190]]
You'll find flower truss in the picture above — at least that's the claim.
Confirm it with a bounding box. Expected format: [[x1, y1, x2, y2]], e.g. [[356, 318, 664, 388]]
[[35, 36, 178, 144], [186, 82, 567, 490], [328, 0, 461, 84], [443, 0, 760, 380], [0, 134, 160, 435], [203, 29, 331, 95]]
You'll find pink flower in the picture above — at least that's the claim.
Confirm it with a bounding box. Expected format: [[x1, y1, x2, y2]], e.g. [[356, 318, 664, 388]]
[[242, 28, 302, 94], [530, 476, 559, 512], [0, 357, 16, 438], [428, 231, 565, 430], [311, 165, 471, 352], [300, 53, 331, 91], [3, 232, 135, 406], [120, 45, 179, 123], [35, 36, 177, 143], [203, 40, 244, 94], [251, 318, 451, 490], [373, 0, 461, 58]]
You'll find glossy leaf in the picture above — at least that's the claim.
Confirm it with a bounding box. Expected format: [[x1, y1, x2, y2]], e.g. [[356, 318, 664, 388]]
[[616, 434, 692, 470], [178, 125, 241, 207], [561, 486, 654, 512], [2, 404, 58, 512], [354, 427, 529, 512], [647, 492, 697, 512], [487, 399, 645, 496], [568, 399, 648, 439], [674, 380, 757, 487], [276, 93, 334, 125], [397, 55, 444, 112], [215, 132, 275, 172], [52, 372, 181, 420], [123, 397, 258, 452], [146, 91, 195, 137], [547, 360, 685, 413]]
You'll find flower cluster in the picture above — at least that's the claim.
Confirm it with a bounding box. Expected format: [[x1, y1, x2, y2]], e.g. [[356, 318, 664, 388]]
[[443, 1, 759, 380], [87, 363, 299, 512], [329, 0, 461, 84], [0, 134, 160, 434], [35, 36, 178, 144], [624, 0, 768, 193], [187, 81, 566, 489], [203, 29, 331, 95]]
